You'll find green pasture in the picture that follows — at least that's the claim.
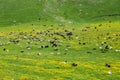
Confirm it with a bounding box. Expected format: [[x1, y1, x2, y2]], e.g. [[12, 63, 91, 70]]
[[0, 22, 120, 80], [0, 0, 120, 26], [0, 0, 120, 80]]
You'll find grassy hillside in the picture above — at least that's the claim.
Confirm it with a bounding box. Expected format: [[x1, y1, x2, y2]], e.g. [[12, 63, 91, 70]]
[[0, 0, 120, 80], [0, 0, 120, 26], [0, 21, 120, 79]]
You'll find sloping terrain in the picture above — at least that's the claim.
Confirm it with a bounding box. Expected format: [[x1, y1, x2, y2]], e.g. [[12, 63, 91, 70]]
[[0, 0, 120, 26], [0, 0, 120, 80], [0, 21, 120, 80]]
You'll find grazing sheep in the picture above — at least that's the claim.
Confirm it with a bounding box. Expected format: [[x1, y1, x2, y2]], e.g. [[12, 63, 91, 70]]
[[99, 24, 102, 27], [40, 45, 44, 48], [3, 48, 6, 51], [65, 30, 73, 40], [109, 21, 112, 23], [115, 49, 120, 52], [54, 47, 58, 51], [0, 43, 3, 46], [50, 38, 59, 47], [105, 64, 111, 68], [94, 27, 97, 29], [83, 43, 86, 45], [20, 50, 24, 53], [66, 31, 73, 36], [79, 42, 81, 45], [93, 48, 96, 50], [26, 46, 31, 50], [54, 32, 66, 39], [82, 29, 87, 32], [87, 51, 92, 54], [38, 18, 41, 21], [37, 53, 42, 56], [43, 24, 47, 26], [45, 45, 49, 48], [72, 63, 78, 67], [105, 45, 109, 49]]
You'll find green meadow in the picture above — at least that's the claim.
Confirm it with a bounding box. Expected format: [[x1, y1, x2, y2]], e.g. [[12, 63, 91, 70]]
[[0, 0, 120, 80]]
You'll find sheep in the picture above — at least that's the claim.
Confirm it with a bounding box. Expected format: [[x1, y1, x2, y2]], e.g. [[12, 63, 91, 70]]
[[72, 63, 78, 67], [105, 64, 111, 68]]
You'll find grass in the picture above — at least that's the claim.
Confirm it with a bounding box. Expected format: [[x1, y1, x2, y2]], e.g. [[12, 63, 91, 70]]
[[0, 21, 120, 80], [0, 0, 120, 26], [0, 0, 120, 79]]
